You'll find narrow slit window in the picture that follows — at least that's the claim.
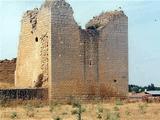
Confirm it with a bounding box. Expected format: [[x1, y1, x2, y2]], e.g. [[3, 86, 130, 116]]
[[35, 37, 38, 42], [89, 59, 92, 66]]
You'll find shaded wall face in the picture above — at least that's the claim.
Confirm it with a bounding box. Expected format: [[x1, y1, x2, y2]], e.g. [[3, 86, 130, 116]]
[[15, 8, 50, 88], [80, 31, 99, 83], [0, 60, 16, 88], [98, 16, 128, 96], [49, 2, 128, 100], [50, 4, 84, 99]]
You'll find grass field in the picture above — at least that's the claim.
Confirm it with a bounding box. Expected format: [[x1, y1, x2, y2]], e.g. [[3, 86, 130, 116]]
[[0, 100, 160, 120]]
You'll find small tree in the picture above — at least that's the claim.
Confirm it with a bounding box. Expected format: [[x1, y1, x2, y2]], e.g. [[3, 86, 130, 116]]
[[10, 112, 17, 119], [71, 101, 85, 120]]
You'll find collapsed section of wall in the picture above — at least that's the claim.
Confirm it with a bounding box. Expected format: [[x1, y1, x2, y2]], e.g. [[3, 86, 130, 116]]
[[0, 59, 16, 88], [15, 7, 51, 88]]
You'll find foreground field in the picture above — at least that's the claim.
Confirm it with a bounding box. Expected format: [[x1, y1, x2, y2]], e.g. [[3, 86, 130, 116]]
[[0, 101, 160, 120]]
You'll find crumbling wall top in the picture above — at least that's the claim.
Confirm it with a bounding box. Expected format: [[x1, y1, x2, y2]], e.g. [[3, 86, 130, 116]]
[[23, 8, 39, 19], [22, 8, 39, 32], [41, 0, 72, 11], [86, 10, 127, 30]]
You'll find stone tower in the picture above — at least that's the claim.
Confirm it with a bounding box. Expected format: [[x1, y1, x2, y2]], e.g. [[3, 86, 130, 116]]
[[16, 0, 128, 101]]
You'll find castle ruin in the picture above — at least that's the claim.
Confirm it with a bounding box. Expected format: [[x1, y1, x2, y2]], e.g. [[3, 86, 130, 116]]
[[1, 0, 128, 102]]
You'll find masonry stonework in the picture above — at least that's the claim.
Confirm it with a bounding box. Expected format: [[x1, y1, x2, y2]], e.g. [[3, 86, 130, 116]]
[[15, 6, 50, 88], [15, 0, 128, 102], [0, 59, 16, 88]]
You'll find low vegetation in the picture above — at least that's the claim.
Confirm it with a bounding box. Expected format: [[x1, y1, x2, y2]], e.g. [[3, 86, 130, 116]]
[[0, 101, 160, 120], [115, 99, 123, 106], [24, 104, 35, 118], [71, 101, 86, 120], [138, 103, 148, 114], [10, 112, 17, 119]]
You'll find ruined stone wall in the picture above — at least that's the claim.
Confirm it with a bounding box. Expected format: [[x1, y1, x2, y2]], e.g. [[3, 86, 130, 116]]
[[0, 59, 16, 88], [50, 0, 84, 99], [78, 30, 100, 97], [98, 12, 128, 96], [15, 7, 50, 88], [48, 0, 128, 101], [83, 11, 128, 97], [15, 0, 128, 101]]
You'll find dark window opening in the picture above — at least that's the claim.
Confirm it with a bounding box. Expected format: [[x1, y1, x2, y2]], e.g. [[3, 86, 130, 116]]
[[89, 59, 92, 66], [35, 37, 38, 42], [114, 79, 117, 83]]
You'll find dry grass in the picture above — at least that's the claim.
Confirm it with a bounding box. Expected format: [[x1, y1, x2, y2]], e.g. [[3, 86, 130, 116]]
[[0, 101, 160, 120]]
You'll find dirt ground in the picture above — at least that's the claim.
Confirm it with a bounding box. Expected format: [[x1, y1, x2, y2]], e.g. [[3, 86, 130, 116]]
[[0, 102, 160, 120]]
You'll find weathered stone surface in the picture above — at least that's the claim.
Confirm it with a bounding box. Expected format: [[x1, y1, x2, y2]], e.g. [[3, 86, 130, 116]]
[[0, 58, 16, 88], [15, 6, 50, 88], [86, 10, 126, 29], [15, 0, 128, 102]]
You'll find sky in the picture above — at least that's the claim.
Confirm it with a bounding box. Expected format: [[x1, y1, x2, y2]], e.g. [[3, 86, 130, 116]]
[[0, 0, 160, 87]]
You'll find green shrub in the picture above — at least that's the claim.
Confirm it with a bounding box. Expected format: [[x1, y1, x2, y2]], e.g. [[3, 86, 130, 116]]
[[96, 104, 104, 119], [71, 101, 85, 120], [10, 112, 17, 119], [72, 101, 81, 108], [97, 113, 102, 119]]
